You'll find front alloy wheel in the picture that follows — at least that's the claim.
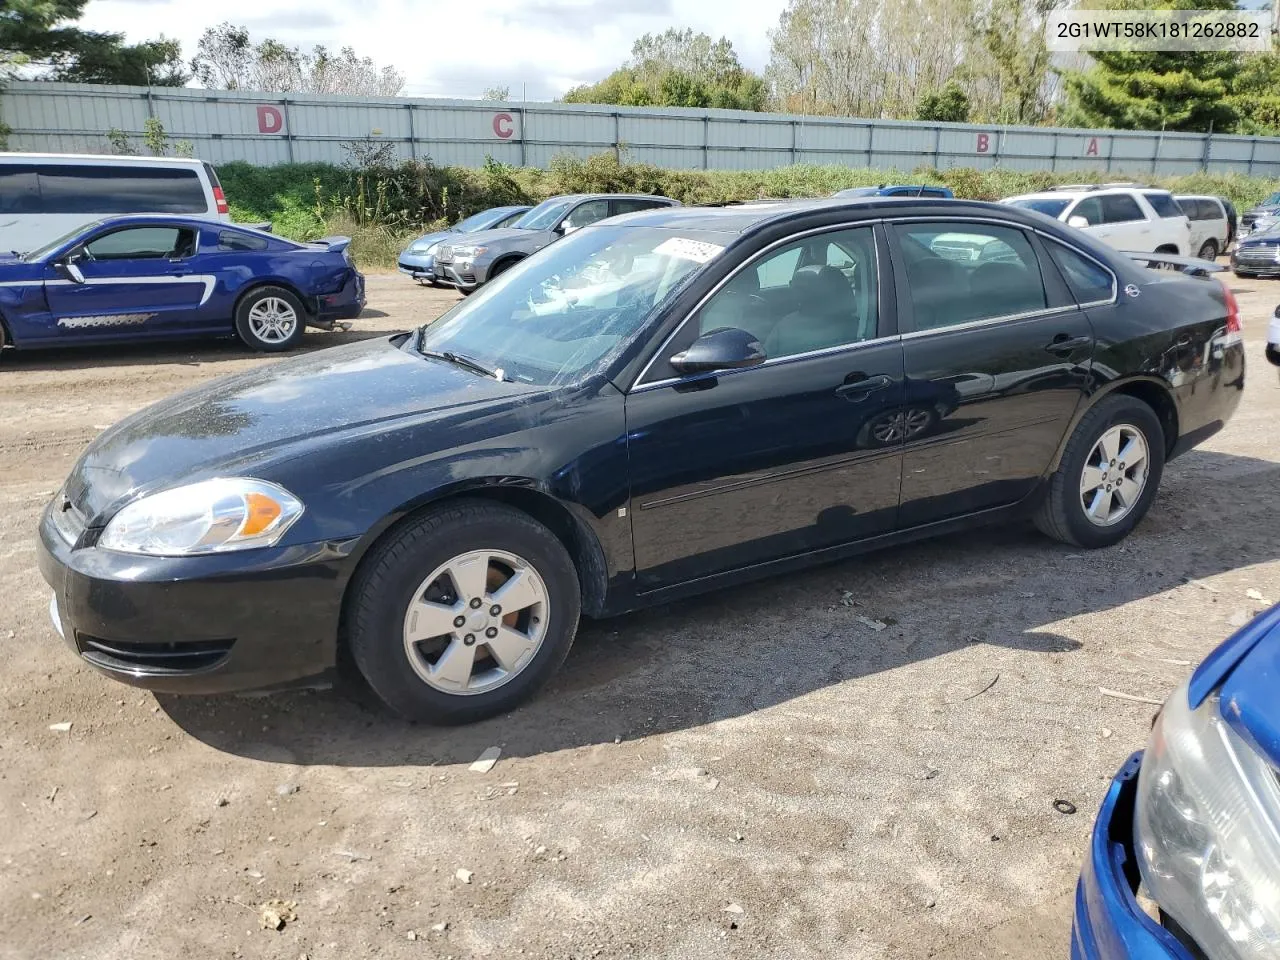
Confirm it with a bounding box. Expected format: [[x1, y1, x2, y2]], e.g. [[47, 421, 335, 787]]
[[347, 500, 580, 723], [402, 549, 549, 695]]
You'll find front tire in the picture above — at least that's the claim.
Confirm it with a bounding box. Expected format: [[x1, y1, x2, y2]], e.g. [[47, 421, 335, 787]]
[[346, 500, 581, 724], [1034, 395, 1165, 549], [235, 286, 306, 352]]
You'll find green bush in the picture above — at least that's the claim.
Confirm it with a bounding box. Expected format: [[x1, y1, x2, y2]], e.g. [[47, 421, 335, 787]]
[[217, 154, 1280, 271]]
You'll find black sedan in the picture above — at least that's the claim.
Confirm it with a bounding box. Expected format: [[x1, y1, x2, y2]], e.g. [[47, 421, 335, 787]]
[[37, 199, 1246, 723]]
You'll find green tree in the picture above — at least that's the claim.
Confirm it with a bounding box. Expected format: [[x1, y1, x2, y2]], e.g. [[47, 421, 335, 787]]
[[916, 80, 971, 121], [0, 0, 188, 84], [1059, 0, 1241, 132], [563, 29, 767, 111]]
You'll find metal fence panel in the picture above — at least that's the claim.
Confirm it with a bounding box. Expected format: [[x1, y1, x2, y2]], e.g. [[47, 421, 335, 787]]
[[5, 81, 1280, 179]]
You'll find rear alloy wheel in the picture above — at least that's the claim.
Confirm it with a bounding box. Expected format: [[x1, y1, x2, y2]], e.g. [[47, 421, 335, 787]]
[[1197, 239, 1218, 261], [1034, 395, 1165, 548], [235, 286, 306, 352], [347, 500, 580, 723]]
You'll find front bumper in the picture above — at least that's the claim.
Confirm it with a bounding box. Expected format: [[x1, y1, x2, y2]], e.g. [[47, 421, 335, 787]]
[[1230, 254, 1280, 276], [1071, 752, 1195, 960], [433, 258, 485, 291], [398, 251, 437, 279], [36, 505, 345, 694]]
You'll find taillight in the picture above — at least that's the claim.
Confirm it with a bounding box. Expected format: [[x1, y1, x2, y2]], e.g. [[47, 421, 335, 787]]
[[213, 186, 229, 216], [1221, 281, 1241, 334]]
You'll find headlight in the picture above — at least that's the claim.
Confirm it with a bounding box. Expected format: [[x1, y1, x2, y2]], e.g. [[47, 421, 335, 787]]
[[1135, 678, 1280, 959], [98, 478, 304, 556], [451, 245, 486, 259]]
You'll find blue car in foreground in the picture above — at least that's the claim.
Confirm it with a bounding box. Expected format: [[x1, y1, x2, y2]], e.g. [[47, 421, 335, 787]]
[[0, 215, 365, 354], [1073, 601, 1280, 960], [398, 205, 531, 284]]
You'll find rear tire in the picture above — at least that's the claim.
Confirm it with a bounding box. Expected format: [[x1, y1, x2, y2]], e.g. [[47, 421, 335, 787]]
[[235, 286, 307, 352], [347, 500, 581, 724], [1034, 395, 1165, 549], [1197, 239, 1218, 260]]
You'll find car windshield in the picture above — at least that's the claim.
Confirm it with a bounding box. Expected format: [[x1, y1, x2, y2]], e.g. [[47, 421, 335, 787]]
[[457, 209, 514, 232], [411, 225, 723, 386], [20, 220, 102, 261], [513, 198, 576, 231], [1005, 197, 1071, 217], [1262, 192, 1280, 206]]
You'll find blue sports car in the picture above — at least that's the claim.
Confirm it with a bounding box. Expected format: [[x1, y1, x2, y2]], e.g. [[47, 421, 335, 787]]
[[0, 215, 365, 354], [397, 205, 531, 284], [1072, 602, 1280, 960]]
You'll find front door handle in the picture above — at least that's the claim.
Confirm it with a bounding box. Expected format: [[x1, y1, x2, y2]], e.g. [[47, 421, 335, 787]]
[[1045, 334, 1095, 355], [836, 374, 894, 402]]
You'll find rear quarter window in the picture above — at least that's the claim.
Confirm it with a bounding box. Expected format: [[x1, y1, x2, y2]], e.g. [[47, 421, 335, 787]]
[[36, 165, 208, 215], [1045, 239, 1115, 304], [215, 230, 269, 252], [0, 165, 40, 213]]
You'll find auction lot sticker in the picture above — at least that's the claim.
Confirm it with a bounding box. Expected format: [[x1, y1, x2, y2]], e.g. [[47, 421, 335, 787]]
[[1047, 9, 1270, 52]]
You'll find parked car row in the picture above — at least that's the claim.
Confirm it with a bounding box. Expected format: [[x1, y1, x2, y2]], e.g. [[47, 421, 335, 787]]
[[406, 182, 1260, 299]]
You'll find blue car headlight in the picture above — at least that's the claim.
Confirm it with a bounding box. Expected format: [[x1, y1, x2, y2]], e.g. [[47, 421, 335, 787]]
[[1135, 678, 1280, 959]]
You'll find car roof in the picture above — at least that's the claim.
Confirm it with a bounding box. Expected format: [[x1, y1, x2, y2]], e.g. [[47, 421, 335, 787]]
[[0, 152, 206, 167], [545, 193, 677, 203], [609, 196, 1045, 235]]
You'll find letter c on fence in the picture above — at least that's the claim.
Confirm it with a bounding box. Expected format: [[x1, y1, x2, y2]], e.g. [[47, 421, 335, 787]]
[[257, 105, 284, 134], [493, 113, 514, 139], [976, 133, 990, 154]]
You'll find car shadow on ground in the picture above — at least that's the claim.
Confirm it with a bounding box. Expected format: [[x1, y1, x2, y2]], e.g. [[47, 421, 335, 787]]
[[159, 448, 1280, 767], [2, 325, 399, 372]]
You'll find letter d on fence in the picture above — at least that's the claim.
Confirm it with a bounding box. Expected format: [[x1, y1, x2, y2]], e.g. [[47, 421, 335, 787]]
[[257, 105, 284, 134]]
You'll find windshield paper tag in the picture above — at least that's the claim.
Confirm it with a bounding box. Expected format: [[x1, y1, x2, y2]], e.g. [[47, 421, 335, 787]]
[[654, 237, 724, 263]]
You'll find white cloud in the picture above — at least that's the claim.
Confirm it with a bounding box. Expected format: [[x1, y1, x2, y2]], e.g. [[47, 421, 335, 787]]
[[79, 0, 788, 100]]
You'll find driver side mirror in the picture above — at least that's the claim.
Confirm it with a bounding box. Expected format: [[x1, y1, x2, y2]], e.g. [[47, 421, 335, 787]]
[[670, 327, 766, 375], [56, 256, 85, 284], [1067, 215, 1090, 229]]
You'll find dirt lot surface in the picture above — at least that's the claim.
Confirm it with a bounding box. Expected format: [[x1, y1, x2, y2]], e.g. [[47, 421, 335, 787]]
[[2, 271, 1277, 960]]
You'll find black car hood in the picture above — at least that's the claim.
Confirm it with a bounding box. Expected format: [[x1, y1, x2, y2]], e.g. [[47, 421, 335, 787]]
[[65, 336, 538, 520]]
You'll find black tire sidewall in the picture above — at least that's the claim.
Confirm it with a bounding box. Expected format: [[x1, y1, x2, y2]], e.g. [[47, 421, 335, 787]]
[[1197, 240, 1217, 260], [1056, 397, 1165, 548], [235, 286, 307, 352], [349, 504, 580, 724]]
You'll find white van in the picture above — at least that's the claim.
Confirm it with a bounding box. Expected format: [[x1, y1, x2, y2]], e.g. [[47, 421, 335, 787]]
[[0, 153, 231, 254]]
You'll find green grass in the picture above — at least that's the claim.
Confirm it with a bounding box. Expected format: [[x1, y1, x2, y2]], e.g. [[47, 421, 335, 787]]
[[218, 153, 1280, 272]]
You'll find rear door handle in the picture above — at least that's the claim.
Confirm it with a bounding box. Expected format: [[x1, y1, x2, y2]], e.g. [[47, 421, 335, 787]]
[[1045, 335, 1094, 355], [836, 374, 894, 401]]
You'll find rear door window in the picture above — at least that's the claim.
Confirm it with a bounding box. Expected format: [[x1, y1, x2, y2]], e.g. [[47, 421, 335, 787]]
[[893, 222, 1047, 331], [1142, 192, 1183, 219], [611, 198, 667, 216], [36, 165, 208, 215], [1069, 197, 1103, 226], [1101, 194, 1145, 224]]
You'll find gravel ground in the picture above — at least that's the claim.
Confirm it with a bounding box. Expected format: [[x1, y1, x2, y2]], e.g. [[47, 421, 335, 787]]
[[1, 271, 1277, 960]]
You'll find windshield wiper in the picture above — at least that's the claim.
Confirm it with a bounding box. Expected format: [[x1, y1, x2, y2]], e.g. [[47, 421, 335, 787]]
[[421, 348, 509, 382]]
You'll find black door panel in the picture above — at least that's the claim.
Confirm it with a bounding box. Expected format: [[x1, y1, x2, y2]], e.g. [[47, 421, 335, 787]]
[[888, 219, 1094, 527], [626, 344, 906, 588]]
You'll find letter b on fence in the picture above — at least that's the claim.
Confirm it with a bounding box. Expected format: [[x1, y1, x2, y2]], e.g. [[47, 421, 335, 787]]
[[976, 133, 990, 154]]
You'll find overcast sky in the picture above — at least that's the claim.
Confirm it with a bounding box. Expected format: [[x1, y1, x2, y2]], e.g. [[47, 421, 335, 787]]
[[79, 0, 790, 100]]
